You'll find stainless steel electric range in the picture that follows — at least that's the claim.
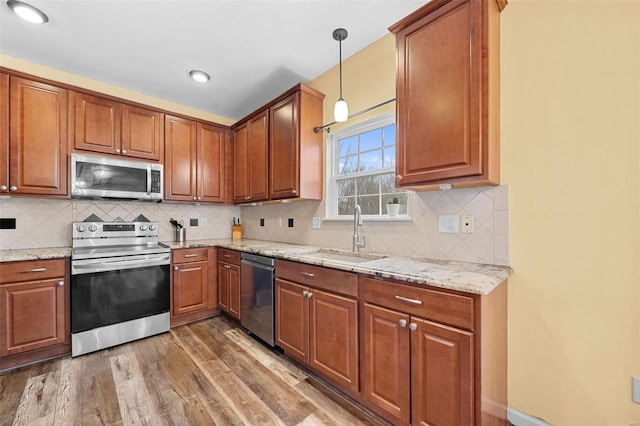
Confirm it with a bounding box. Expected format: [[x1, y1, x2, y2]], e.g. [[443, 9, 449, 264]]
[[70, 216, 170, 357]]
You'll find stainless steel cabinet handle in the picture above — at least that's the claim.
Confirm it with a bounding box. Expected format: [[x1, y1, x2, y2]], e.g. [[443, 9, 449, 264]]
[[224, 265, 231, 269], [292, 189, 297, 194], [193, 197, 197, 200], [174, 266, 179, 270], [57, 281, 64, 287], [396, 174, 403, 181], [197, 197, 202, 200], [394, 295, 423, 305], [0, 185, 6, 191], [184, 254, 198, 258], [245, 196, 250, 200], [115, 148, 121, 153], [399, 319, 407, 328], [409, 323, 417, 331], [302, 290, 308, 297], [122, 150, 127, 154], [20, 268, 47, 273], [306, 292, 313, 298], [223, 254, 232, 258], [9, 186, 17, 192], [300, 272, 315, 278]]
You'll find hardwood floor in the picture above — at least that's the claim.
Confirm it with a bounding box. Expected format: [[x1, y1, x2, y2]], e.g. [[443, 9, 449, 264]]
[[0, 316, 388, 426]]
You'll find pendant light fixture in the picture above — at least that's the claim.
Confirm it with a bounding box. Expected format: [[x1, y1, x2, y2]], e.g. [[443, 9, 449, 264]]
[[333, 28, 349, 123]]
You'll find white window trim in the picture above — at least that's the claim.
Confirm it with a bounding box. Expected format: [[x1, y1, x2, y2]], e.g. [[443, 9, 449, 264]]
[[324, 112, 411, 221]]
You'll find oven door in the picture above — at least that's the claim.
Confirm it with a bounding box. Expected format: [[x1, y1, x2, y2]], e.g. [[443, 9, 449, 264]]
[[71, 253, 170, 334]]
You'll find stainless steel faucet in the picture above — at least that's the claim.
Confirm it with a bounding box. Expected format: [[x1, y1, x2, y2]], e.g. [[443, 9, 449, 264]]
[[353, 204, 366, 252]]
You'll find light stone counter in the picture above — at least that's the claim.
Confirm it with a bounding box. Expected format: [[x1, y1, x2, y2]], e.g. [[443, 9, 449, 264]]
[[0, 247, 72, 263], [163, 238, 512, 295]]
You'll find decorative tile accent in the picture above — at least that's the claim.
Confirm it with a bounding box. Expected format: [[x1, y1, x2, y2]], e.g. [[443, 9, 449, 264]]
[[241, 185, 510, 266]]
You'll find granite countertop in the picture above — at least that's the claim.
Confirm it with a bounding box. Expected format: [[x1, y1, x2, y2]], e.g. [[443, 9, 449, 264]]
[[165, 238, 512, 295], [0, 239, 512, 295]]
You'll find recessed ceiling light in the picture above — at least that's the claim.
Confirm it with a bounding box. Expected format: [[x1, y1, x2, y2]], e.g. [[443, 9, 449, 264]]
[[7, 0, 49, 24], [189, 70, 210, 83]]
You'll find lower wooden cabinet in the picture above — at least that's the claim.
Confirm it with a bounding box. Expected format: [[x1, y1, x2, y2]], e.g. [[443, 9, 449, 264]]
[[275, 260, 359, 394], [171, 248, 217, 327], [0, 258, 70, 370], [217, 248, 241, 320]]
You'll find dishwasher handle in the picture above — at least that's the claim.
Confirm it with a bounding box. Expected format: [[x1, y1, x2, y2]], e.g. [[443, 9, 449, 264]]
[[241, 258, 275, 271]]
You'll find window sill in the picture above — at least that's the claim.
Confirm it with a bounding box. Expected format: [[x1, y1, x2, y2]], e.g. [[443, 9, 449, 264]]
[[322, 216, 412, 223]]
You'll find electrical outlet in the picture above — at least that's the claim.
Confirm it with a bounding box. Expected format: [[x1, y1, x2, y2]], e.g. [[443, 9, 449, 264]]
[[633, 376, 640, 404], [461, 215, 474, 234], [312, 217, 321, 230], [438, 215, 459, 233], [288, 218, 294, 228], [190, 218, 198, 227], [277, 217, 282, 228], [260, 218, 265, 227]]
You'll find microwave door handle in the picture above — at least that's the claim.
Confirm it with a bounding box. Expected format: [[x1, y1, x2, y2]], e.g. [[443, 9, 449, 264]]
[[146, 166, 152, 195]]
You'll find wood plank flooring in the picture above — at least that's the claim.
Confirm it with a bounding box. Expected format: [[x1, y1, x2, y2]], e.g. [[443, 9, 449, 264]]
[[0, 316, 388, 426]]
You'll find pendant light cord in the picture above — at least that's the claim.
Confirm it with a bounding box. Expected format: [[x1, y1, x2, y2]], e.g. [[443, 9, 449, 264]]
[[339, 39, 343, 99]]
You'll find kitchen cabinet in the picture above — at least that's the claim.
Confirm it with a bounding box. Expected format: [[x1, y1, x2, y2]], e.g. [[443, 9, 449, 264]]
[[165, 115, 229, 203], [0, 258, 70, 370], [269, 86, 324, 200], [361, 275, 507, 426], [389, 0, 503, 189], [233, 83, 324, 204], [217, 248, 241, 320], [2, 76, 68, 196], [171, 248, 217, 327], [275, 260, 359, 394], [233, 110, 268, 203], [72, 91, 163, 161]]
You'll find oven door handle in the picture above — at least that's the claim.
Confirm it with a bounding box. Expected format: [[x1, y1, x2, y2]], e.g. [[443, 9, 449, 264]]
[[72, 254, 170, 275]]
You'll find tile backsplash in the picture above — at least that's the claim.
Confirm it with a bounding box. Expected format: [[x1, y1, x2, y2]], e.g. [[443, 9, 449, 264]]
[[241, 186, 509, 266], [0, 197, 240, 250], [0, 185, 508, 266]]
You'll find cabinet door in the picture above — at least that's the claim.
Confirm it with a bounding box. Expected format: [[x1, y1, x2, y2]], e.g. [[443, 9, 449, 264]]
[[233, 123, 250, 202], [172, 260, 208, 316], [269, 93, 298, 199], [227, 263, 241, 320], [411, 316, 474, 426], [308, 289, 359, 393], [363, 303, 411, 424], [247, 110, 269, 202], [395, 0, 483, 186], [9, 77, 68, 196], [198, 123, 225, 203], [218, 261, 230, 313], [275, 279, 308, 363], [72, 91, 120, 155], [0, 73, 8, 193], [121, 104, 163, 161], [0, 278, 67, 356], [164, 115, 197, 201]]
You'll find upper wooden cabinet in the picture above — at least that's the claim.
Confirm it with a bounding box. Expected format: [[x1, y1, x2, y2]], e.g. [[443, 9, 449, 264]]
[[72, 91, 163, 161], [165, 115, 229, 203], [2, 75, 68, 196], [233, 83, 324, 204], [233, 110, 268, 203], [390, 0, 503, 189]]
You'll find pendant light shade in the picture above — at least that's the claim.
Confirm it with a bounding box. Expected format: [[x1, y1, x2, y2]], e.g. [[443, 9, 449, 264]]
[[333, 28, 349, 123]]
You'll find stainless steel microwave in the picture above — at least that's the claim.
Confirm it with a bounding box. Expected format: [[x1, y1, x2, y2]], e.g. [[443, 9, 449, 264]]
[[71, 153, 163, 201]]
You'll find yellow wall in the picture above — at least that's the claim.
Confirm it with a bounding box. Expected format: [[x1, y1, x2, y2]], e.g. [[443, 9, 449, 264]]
[[501, 1, 639, 424], [0, 55, 235, 126], [309, 2, 640, 424]]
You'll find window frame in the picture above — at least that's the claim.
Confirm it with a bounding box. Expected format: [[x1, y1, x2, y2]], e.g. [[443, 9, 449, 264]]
[[324, 112, 409, 221]]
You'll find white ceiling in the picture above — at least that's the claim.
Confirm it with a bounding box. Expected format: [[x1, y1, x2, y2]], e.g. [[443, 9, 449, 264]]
[[0, 0, 426, 121]]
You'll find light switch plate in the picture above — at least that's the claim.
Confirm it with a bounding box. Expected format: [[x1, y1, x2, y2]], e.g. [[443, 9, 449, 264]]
[[312, 217, 321, 230], [438, 215, 459, 233], [461, 215, 474, 233]]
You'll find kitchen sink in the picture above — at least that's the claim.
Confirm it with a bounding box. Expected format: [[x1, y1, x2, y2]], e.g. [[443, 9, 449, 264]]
[[298, 250, 386, 264]]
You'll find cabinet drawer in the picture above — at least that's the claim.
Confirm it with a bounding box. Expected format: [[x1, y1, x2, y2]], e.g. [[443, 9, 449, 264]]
[[217, 248, 241, 265], [0, 259, 67, 283], [362, 276, 475, 331], [276, 259, 358, 298], [172, 248, 208, 264]]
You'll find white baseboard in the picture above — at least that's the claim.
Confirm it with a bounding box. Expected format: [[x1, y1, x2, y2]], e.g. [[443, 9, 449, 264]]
[[508, 407, 553, 426]]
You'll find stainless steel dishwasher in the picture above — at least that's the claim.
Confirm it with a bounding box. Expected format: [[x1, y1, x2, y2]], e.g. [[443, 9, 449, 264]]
[[240, 252, 275, 346]]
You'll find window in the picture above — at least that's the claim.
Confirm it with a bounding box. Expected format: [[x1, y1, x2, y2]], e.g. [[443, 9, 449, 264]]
[[326, 113, 407, 219]]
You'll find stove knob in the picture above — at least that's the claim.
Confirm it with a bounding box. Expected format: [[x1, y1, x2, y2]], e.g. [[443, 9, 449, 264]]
[[148, 224, 157, 231], [88, 225, 98, 232], [139, 224, 148, 231], [76, 225, 87, 232]]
